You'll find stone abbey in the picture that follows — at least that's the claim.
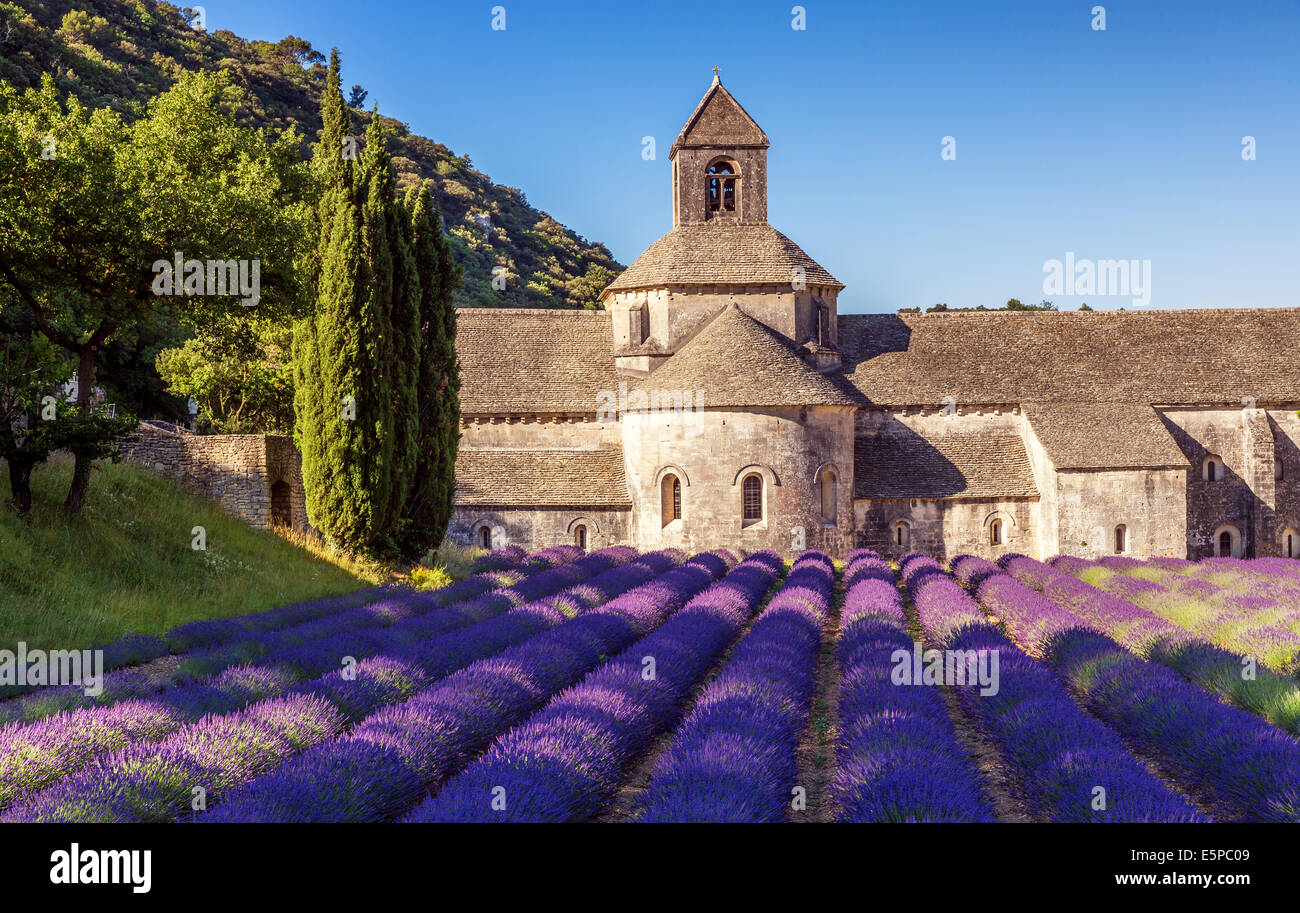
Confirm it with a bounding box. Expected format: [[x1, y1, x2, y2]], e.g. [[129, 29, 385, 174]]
[[449, 75, 1300, 561]]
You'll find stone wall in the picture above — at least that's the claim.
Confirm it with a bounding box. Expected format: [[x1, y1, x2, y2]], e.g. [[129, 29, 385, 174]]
[[122, 423, 308, 532], [1052, 468, 1187, 558], [621, 404, 856, 557], [448, 506, 631, 551], [855, 497, 1038, 561]]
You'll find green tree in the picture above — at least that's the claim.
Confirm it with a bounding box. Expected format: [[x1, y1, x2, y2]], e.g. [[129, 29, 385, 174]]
[[156, 321, 295, 433], [293, 50, 406, 557], [399, 181, 462, 560], [0, 70, 311, 509]]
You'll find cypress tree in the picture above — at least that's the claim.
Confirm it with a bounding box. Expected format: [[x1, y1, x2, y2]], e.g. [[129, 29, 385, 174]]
[[293, 50, 396, 556], [399, 181, 462, 560]]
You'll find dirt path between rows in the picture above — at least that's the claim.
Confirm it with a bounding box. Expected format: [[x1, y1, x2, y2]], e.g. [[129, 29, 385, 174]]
[[789, 571, 843, 823], [595, 571, 788, 823]]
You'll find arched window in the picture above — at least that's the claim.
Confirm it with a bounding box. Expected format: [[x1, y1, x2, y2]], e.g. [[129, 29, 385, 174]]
[[1277, 457, 1285, 482], [893, 520, 910, 550], [742, 473, 763, 525], [574, 524, 587, 550], [1204, 455, 1222, 482], [1285, 528, 1298, 559], [1219, 530, 1232, 556], [478, 526, 492, 549], [990, 518, 1002, 546], [1114, 524, 1127, 554], [706, 161, 737, 217], [661, 474, 681, 527], [820, 470, 837, 523]]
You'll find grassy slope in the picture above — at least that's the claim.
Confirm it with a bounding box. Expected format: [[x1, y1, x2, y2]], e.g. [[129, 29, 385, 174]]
[[0, 457, 376, 651]]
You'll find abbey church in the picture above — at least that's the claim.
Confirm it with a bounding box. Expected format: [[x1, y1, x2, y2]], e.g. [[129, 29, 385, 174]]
[[449, 75, 1300, 561]]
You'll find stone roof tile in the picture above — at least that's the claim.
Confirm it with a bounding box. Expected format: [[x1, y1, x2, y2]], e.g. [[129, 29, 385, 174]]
[[456, 308, 619, 415], [840, 308, 1300, 407], [602, 223, 842, 294], [1023, 401, 1189, 470], [455, 449, 630, 508], [855, 433, 1038, 500], [636, 304, 860, 408]]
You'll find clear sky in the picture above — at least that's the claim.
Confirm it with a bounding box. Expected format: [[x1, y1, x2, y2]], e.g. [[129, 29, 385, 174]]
[[204, 0, 1298, 313]]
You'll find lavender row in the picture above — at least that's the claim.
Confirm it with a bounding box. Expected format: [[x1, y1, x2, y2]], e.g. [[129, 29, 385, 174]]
[[201, 551, 728, 822], [168, 545, 584, 682], [934, 558, 1204, 821], [2, 549, 659, 822], [1006, 555, 1300, 734], [0, 549, 631, 813], [969, 563, 1300, 822], [0, 548, 559, 724], [405, 551, 785, 822], [833, 552, 995, 823], [635, 551, 834, 822]]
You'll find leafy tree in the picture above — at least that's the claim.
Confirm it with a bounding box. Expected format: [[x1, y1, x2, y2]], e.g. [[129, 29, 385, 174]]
[[156, 321, 294, 433], [0, 70, 311, 509]]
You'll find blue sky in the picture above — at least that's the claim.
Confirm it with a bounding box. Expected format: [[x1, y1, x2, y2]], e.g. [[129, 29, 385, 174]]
[[207, 1, 1298, 313]]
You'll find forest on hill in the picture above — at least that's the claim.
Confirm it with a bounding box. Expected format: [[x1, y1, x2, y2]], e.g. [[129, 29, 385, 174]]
[[0, 0, 623, 314]]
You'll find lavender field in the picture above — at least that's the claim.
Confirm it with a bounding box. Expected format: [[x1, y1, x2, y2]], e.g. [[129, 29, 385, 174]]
[[3, 545, 1299, 823]]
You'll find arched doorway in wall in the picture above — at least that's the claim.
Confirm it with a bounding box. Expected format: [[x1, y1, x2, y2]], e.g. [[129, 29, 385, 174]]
[[574, 525, 588, 549], [477, 525, 493, 549], [1285, 528, 1299, 559], [270, 480, 292, 527], [1214, 524, 1242, 558]]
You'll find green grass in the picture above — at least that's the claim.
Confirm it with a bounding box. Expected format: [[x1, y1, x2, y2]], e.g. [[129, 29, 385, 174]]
[[0, 456, 380, 651]]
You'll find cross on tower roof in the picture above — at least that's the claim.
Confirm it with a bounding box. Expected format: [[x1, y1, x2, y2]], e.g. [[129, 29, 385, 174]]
[[712, 65, 720, 83]]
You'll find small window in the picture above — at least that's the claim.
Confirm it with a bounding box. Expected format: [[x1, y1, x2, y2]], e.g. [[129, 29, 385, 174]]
[[742, 474, 763, 524], [893, 520, 910, 550], [1287, 530, 1296, 559], [990, 518, 1002, 546], [574, 524, 587, 550], [478, 526, 492, 549], [1219, 529, 1232, 556], [1114, 524, 1127, 554], [820, 470, 837, 523], [706, 161, 737, 217], [1204, 456, 1222, 482], [1277, 458, 1285, 482]]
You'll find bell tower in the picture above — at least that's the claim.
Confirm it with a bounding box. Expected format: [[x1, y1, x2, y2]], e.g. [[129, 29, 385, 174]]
[[669, 70, 770, 226]]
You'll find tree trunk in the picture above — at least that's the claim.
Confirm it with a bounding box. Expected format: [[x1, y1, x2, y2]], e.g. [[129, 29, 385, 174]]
[[63, 344, 96, 512], [7, 456, 33, 515]]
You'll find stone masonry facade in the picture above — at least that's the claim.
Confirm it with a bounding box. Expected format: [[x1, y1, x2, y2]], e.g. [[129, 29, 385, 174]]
[[449, 76, 1300, 562]]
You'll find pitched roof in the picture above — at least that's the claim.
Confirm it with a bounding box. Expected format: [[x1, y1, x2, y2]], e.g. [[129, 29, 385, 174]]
[[855, 433, 1038, 500], [455, 449, 631, 508], [1023, 402, 1189, 470], [602, 222, 842, 294], [456, 308, 619, 415], [635, 304, 860, 408], [670, 77, 769, 156], [840, 308, 1300, 407]]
